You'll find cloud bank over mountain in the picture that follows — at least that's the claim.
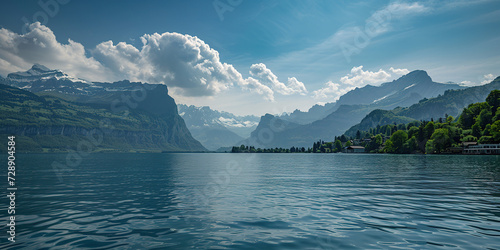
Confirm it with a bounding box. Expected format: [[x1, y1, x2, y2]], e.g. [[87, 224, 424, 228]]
[[0, 22, 110, 81], [1, 21, 495, 115], [0, 22, 306, 102], [312, 65, 411, 101]]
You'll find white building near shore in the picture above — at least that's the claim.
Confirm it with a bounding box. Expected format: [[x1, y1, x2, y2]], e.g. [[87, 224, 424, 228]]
[[463, 144, 500, 155]]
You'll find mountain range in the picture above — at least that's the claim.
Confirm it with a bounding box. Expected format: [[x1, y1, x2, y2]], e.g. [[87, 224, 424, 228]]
[[344, 76, 500, 137], [1, 64, 496, 151], [278, 70, 464, 125], [7, 64, 88, 83], [177, 104, 259, 150], [238, 70, 466, 148], [0, 64, 206, 152]]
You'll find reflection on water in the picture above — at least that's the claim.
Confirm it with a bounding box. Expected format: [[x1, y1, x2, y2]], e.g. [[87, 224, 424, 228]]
[[1, 153, 499, 249]]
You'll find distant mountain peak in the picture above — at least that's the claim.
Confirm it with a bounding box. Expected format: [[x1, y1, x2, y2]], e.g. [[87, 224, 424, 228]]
[[397, 70, 432, 84], [31, 63, 52, 72], [408, 69, 428, 75], [176, 104, 259, 150], [7, 64, 87, 83], [10, 64, 62, 77]]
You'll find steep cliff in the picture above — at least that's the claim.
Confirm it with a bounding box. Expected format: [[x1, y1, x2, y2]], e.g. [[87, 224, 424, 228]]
[[0, 73, 206, 152]]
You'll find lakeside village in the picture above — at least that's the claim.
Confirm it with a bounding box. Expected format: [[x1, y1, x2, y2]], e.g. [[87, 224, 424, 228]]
[[231, 90, 500, 155]]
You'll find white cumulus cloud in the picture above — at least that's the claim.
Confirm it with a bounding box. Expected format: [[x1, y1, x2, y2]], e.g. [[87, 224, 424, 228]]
[[239, 77, 275, 102], [460, 73, 497, 86], [389, 67, 410, 75], [0, 22, 111, 81], [481, 73, 495, 85], [312, 81, 354, 100], [313, 65, 411, 101], [249, 63, 308, 95], [0, 23, 310, 102], [287, 77, 308, 95], [94, 32, 239, 96], [340, 65, 391, 87]]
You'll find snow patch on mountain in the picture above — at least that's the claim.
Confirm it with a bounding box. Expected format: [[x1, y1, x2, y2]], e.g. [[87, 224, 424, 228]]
[[403, 84, 416, 90], [219, 117, 259, 128], [373, 92, 394, 103], [177, 104, 259, 138], [8, 64, 89, 83]]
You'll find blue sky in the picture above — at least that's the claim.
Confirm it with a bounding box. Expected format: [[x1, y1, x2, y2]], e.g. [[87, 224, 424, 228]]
[[0, 0, 499, 115]]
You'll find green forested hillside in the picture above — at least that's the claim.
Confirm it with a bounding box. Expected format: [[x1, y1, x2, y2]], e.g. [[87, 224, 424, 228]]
[[243, 70, 465, 148], [396, 77, 500, 120], [234, 90, 500, 154], [344, 109, 417, 137], [342, 90, 500, 154], [0, 83, 206, 152], [343, 77, 500, 136]]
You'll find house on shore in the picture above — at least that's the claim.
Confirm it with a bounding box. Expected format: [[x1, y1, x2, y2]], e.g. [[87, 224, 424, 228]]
[[344, 145, 365, 153], [463, 144, 500, 155], [462, 141, 478, 148]]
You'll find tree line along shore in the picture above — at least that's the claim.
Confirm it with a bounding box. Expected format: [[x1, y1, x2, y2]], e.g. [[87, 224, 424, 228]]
[[231, 90, 500, 154]]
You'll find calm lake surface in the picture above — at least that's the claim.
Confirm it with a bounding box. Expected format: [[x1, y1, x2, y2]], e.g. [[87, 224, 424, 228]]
[[1, 153, 500, 249]]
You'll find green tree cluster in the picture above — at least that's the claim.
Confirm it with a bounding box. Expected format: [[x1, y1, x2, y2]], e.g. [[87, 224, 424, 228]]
[[231, 91, 500, 155], [339, 90, 500, 154]]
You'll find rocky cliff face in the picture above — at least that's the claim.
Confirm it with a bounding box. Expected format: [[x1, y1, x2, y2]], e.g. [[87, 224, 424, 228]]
[[0, 65, 206, 152]]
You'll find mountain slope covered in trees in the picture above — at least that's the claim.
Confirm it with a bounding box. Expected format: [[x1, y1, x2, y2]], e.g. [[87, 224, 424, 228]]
[[0, 65, 206, 152], [340, 90, 500, 154], [396, 77, 500, 120], [243, 70, 464, 148], [344, 76, 500, 137]]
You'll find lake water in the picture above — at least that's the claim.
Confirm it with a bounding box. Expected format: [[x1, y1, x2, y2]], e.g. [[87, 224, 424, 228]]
[[1, 153, 500, 249]]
